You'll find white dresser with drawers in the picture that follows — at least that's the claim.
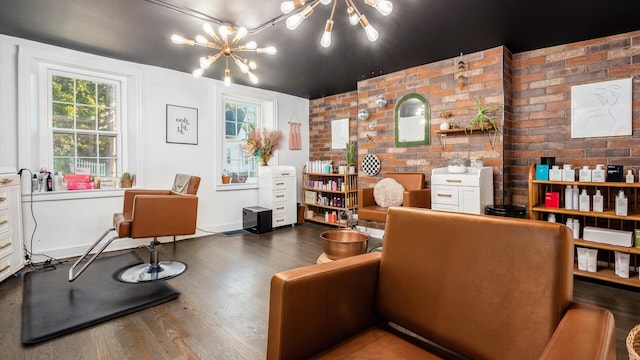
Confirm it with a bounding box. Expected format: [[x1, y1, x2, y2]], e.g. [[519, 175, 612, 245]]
[[431, 166, 493, 215], [0, 169, 24, 282], [259, 166, 297, 228]]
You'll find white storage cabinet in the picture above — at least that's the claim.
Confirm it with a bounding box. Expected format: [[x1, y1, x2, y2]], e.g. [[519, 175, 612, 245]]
[[431, 167, 494, 215], [0, 172, 24, 282], [259, 166, 297, 228]]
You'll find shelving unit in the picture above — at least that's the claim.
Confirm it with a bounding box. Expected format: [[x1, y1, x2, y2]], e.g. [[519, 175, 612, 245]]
[[302, 166, 357, 227], [527, 163, 640, 287], [435, 127, 498, 150]]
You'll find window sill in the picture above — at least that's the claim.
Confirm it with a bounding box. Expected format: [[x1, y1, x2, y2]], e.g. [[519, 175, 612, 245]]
[[22, 188, 126, 202], [215, 183, 258, 191]]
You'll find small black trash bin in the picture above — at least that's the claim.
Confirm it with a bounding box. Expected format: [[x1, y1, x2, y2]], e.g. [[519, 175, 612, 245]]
[[485, 204, 527, 218]]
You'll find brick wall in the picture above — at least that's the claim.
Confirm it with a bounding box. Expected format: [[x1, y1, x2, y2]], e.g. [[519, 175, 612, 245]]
[[511, 30, 640, 206], [309, 29, 640, 209]]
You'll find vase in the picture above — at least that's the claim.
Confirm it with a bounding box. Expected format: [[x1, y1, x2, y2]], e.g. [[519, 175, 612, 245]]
[[260, 152, 271, 166]]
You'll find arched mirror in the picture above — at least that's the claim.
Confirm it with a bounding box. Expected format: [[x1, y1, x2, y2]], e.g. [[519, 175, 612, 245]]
[[394, 93, 430, 147]]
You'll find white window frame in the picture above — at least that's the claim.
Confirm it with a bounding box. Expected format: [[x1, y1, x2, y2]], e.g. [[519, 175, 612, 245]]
[[46, 68, 124, 177], [217, 92, 277, 191]]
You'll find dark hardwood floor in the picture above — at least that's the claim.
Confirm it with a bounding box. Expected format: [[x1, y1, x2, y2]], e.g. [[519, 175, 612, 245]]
[[0, 222, 637, 359]]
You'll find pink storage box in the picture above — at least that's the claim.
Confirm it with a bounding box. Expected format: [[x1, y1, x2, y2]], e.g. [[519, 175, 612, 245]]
[[64, 174, 91, 182], [67, 181, 94, 190]]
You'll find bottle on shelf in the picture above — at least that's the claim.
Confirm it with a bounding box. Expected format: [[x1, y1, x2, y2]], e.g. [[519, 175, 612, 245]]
[[579, 166, 592, 182], [564, 185, 573, 210], [579, 189, 590, 212], [615, 190, 628, 216], [549, 165, 562, 181], [562, 164, 575, 182], [626, 169, 634, 184], [592, 190, 604, 212], [592, 164, 606, 182], [571, 185, 579, 210]]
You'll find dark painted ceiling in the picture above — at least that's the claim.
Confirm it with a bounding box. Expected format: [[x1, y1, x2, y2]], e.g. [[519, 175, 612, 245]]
[[1, 0, 639, 99]]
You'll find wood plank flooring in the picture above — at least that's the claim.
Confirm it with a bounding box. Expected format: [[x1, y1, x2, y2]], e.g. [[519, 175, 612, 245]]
[[0, 222, 638, 359]]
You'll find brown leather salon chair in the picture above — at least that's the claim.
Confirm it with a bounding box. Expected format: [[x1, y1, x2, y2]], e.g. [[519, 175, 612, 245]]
[[69, 174, 200, 283]]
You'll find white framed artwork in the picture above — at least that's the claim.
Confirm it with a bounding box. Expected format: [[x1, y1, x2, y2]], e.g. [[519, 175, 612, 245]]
[[331, 118, 349, 149], [166, 104, 198, 145], [571, 78, 632, 138]]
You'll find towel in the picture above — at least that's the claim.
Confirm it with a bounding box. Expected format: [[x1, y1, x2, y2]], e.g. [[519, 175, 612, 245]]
[[172, 174, 192, 194]]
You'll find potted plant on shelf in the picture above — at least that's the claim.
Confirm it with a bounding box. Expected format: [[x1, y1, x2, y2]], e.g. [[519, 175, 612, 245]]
[[121, 172, 133, 188], [346, 140, 356, 174], [466, 97, 502, 134], [438, 111, 455, 130], [221, 169, 231, 184]]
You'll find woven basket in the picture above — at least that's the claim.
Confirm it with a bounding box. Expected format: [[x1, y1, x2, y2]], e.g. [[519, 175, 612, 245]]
[[626, 324, 640, 360]]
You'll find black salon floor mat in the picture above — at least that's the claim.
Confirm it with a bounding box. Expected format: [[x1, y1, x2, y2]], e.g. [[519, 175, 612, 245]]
[[222, 229, 249, 237], [22, 251, 180, 345]]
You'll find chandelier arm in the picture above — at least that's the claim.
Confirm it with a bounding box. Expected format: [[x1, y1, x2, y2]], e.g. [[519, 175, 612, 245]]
[[328, 0, 337, 20]]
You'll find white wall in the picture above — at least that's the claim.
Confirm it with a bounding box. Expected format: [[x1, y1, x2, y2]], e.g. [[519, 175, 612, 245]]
[[0, 35, 310, 260]]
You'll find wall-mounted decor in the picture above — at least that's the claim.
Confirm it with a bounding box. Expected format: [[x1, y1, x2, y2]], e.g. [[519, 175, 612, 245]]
[[166, 104, 198, 145], [331, 118, 349, 149], [571, 78, 632, 138], [288, 111, 301, 150], [362, 154, 381, 176], [394, 93, 430, 147]]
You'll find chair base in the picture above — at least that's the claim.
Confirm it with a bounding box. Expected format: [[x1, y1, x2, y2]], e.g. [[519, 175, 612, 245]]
[[118, 261, 187, 283]]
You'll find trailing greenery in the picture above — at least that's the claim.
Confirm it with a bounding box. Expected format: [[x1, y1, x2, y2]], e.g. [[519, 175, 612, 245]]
[[467, 97, 502, 134]]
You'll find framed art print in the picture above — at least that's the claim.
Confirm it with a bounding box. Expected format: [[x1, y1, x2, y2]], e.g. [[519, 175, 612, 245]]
[[571, 78, 632, 138], [166, 104, 198, 145]]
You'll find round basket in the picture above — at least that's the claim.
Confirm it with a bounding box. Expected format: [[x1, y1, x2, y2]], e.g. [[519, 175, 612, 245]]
[[626, 324, 640, 360]]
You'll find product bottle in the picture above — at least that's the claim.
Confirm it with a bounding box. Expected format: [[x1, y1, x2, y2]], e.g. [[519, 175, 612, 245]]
[[592, 164, 606, 182], [53, 171, 61, 191], [616, 190, 628, 216], [572, 185, 579, 210], [564, 185, 573, 210], [572, 218, 580, 240], [626, 169, 634, 183], [549, 165, 562, 181], [31, 174, 38, 192], [46, 172, 53, 192], [579, 166, 592, 182], [592, 189, 604, 212], [562, 164, 575, 182], [548, 213, 556, 223], [579, 189, 590, 212]]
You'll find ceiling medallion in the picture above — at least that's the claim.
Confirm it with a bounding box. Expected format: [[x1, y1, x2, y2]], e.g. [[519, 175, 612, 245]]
[[171, 24, 276, 86], [280, 0, 393, 48]]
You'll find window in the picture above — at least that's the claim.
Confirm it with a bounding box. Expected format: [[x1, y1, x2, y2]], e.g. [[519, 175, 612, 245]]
[[223, 97, 260, 183], [49, 71, 121, 177]]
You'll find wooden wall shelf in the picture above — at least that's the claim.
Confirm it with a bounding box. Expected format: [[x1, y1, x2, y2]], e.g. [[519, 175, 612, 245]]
[[435, 127, 498, 150]]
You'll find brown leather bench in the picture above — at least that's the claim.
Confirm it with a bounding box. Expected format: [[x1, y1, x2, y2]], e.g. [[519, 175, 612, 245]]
[[357, 172, 430, 223]]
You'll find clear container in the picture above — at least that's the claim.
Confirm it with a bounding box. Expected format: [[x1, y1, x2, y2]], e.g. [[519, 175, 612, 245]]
[[447, 154, 469, 173]]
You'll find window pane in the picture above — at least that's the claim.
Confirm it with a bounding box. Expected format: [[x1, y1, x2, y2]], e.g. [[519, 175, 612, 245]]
[[225, 120, 238, 138], [53, 132, 75, 156], [97, 83, 116, 107], [225, 104, 238, 121], [76, 80, 96, 106], [52, 76, 74, 103], [77, 134, 97, 157], [76, 105, 96, 130], [99, 134, 117, 157], [98, 107, 116, 131], [53, 158, 74, 175], [52, 103, 74, 129], [99, 158, 117, 177]]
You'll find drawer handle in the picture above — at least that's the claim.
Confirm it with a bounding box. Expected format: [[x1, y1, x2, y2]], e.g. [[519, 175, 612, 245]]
[[446, 179, 462, 183], [0, 242, 10, 249], [0, 264, 9, 273], [0, 220, 7, 225], [275, 195, 285, 198], [275, 182, 285, 186], [276, 219, 285, 223], [437, 193, 453, 198], [276, 207, 285, 211], [0, 178, 12, 185], [0, 197, 6, 202], [281, 173, 290, 176]]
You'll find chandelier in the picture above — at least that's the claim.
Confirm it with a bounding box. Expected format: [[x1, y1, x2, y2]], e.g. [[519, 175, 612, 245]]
[[280, 0, 393, 48], [171, 23, 277, 86]]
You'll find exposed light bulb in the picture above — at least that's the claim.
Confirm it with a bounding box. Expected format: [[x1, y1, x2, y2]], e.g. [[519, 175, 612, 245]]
[[202, 23, 215, 36], [347, 7, 359, 25], [199, 56, 211, 69], [232, 27, 247, 43], [280, 0, 297, 14], [235, 59, 250, 73], [218, 25, 230, 40], [171, 34, 187, 44], [365, 0, 393, 16], [192, 68, 204, 78], [248, 61, 257, 70], [195, 35, 208, 44], [245, 41, 257, 50], [286, 5, 313, 30], [319, 0, 332, 4], [248, 72, 259, 84], [257, 46, 277, 55], [359, 15, 379, 42], [320, 19, 333, 48], [224, 69, 231, 86]]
